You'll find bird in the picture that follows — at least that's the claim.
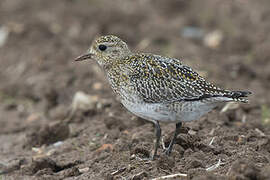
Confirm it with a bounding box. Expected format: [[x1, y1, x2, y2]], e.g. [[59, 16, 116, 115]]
[[75, 35, 251, 159]]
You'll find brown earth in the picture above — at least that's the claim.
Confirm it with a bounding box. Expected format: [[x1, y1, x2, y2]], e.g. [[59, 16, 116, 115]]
[[1, 0, 270, 179]]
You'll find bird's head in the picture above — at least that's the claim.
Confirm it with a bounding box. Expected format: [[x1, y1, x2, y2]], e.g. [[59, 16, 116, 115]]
[[75, 35, 131, 67]]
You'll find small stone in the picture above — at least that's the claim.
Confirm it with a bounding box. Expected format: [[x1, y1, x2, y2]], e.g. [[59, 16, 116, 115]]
[[220, 102, 239, 113], [96, 144, 113, 153], [203, 30, 223, 49], [26, 113, 42, 123], [181, 26, 204, 39], [78, 167, 89, 173], [72, 91, 98, 112], [0, 26, 9, 47], [93, 82, 103, 90]]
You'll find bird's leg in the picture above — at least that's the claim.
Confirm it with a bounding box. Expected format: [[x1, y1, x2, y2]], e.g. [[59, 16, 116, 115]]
[[164, 122, 182, 155], [151, 121, 161, 160]]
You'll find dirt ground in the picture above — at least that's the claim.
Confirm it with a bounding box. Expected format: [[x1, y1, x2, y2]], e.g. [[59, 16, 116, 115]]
[[1, 0, 270, 179]]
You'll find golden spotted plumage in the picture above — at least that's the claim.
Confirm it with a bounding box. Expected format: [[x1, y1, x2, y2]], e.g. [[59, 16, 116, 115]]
[[75, 35, 251, 159]]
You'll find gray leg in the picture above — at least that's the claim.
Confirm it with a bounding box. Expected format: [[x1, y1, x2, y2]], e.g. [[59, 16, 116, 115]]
[[165, 122, 182, 155], [151, 121, 161, 160]]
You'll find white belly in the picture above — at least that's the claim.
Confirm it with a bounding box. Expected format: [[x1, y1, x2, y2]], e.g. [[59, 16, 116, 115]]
[[121, 97, 229, 123]]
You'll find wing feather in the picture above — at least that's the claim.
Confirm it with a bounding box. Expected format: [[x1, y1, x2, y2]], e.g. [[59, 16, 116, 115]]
[[127, 54, 230, 103]]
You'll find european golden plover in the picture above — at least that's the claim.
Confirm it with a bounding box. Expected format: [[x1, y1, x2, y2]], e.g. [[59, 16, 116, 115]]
[[75, 35, 251, 159]]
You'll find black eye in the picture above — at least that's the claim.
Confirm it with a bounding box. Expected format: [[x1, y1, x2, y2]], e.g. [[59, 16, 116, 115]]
[[98, 44, 107, 51]]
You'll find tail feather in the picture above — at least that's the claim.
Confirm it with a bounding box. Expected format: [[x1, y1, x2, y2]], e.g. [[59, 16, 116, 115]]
[[227, 90, 252, 103]]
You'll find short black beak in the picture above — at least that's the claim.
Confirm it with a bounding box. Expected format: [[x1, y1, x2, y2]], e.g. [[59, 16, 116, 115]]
[[74, 53, 93, 61]]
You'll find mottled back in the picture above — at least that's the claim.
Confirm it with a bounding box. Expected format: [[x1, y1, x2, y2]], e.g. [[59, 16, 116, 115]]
[[123, 53, 235, 103]]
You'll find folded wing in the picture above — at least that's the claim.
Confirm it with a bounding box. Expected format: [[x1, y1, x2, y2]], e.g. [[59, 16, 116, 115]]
[[127, 54, 250, 103]]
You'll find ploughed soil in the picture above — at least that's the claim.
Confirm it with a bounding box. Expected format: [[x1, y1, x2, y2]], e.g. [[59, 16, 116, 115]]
[[1, 0, 270, 179]]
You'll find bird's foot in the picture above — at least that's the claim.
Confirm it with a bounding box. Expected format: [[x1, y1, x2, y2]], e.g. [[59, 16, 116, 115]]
[[150, 150, 159, 160], [163, 147, 172, 156]]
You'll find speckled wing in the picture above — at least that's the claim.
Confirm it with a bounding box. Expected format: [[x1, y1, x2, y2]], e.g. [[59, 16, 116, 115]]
[[127, 54, 232, 103]]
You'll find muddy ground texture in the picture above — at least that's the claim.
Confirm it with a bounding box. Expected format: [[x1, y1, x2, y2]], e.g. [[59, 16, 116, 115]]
[[1, 0, 270, 179]]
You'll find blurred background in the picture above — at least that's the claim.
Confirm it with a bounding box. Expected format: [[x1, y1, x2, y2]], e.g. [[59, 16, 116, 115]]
[[0, 0, 270, 179]]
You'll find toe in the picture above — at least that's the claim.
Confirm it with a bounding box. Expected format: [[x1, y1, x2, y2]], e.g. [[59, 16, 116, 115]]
[[163, 148, 172, 156]]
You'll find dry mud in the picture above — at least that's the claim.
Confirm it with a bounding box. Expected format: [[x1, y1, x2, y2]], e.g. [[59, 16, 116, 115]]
[[0, 0, 270, 179]]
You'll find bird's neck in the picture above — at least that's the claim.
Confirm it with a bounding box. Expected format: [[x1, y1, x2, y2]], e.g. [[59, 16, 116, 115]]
[[100, 53, 132, 71], [103, 56, 131, 82]]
